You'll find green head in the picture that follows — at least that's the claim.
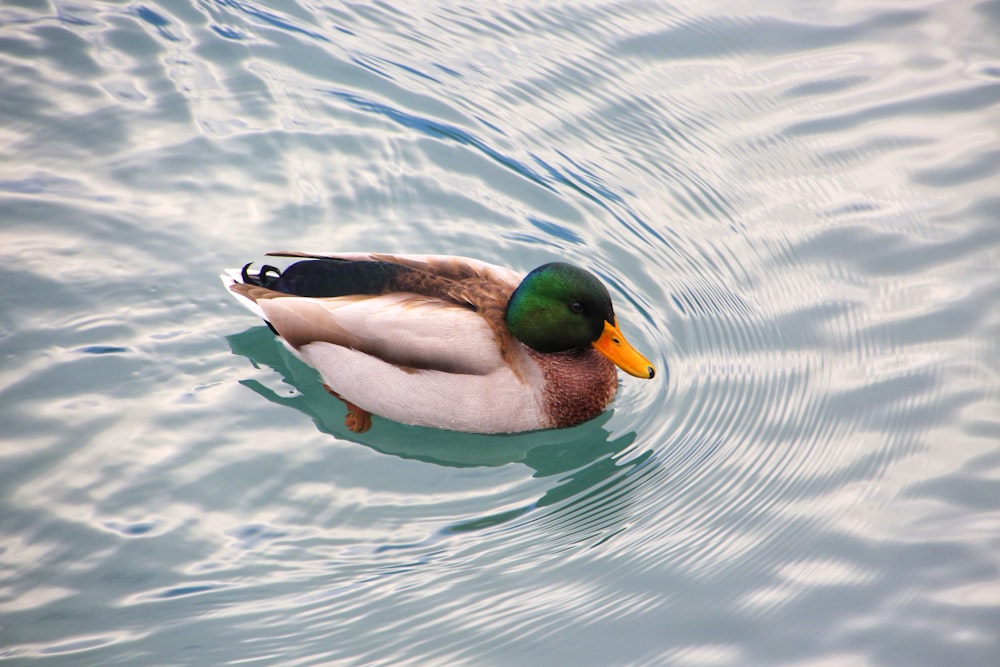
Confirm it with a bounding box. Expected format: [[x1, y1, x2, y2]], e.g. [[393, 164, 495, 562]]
[[505, 262, 613, 353], [505, 262, 656, 378]]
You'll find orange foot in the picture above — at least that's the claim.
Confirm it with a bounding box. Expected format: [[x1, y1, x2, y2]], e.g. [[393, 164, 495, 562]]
[[322, 383, 372, 433]]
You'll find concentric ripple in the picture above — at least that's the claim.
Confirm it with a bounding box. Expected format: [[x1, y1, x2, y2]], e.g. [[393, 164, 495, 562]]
[[1, 0, 998, 665]]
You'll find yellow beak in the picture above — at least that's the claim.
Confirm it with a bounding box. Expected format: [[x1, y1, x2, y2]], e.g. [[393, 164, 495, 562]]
[[592, 319, 655, 379]]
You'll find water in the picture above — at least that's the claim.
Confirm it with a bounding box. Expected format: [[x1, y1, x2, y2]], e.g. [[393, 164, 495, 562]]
[[2, 0, 999, 664]]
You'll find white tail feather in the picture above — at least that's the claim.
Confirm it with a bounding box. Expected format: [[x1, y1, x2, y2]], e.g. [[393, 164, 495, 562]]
[[219, 268, 268, 321]]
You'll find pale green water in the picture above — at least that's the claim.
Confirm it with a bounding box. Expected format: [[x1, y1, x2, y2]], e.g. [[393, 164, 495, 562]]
[[1, 1, 999, 665]]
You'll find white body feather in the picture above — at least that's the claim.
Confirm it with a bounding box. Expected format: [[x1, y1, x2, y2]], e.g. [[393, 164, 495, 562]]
[[220, 255, 550, 433]]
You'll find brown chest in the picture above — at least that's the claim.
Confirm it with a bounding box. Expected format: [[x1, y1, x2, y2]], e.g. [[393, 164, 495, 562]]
[[534, 349, 619, 428]]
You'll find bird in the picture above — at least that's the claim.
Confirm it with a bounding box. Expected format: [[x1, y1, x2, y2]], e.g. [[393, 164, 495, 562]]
[[220, 251, 655, 434]]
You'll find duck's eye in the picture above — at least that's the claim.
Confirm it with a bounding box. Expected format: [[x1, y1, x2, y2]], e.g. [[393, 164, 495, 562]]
[[569, 302, 584, 314]]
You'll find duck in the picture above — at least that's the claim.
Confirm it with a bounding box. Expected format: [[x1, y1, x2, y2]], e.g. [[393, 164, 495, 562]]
[[220, 251, 655, 434]]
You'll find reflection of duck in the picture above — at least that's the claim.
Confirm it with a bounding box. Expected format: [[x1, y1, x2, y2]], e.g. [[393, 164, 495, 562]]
[[221, 252, 655, 434], [228, 324, 644, 534]]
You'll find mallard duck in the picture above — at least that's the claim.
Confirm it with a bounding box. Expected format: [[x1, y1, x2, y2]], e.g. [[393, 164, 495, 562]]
[[220, 252, 655, 434]]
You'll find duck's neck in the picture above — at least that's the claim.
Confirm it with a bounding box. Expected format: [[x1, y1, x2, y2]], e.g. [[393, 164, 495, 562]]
[[531, 348, 618, 428]]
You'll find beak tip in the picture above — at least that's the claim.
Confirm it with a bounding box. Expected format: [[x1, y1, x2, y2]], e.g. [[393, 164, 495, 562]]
[[647, 366, 655, 379]]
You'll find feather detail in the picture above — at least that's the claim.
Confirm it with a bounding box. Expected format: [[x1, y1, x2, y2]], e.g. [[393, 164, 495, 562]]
[[246, 254, 524, 376], [230, 282, 507, 376], [265, 251, 524, 291]]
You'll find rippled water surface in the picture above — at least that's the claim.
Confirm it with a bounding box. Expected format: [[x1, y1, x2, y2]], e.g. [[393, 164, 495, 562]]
[[2, 0, 999, 664]]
